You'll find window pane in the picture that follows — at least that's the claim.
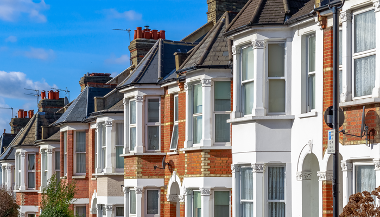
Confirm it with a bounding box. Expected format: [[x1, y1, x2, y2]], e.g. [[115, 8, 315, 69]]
[[147, 190, 159, 214], [116, 146, 124, 169], [28, 154, 35, 170], [174, 96, 178, 122], [193, 84, 202, 114], [130, 101, 136, 124], [147, 126, 159, 150], [148, 99, 160, 122], [268, 167, 285, 200], [354, 10, 376, 53], [117, 123, 124, 146], [130, 127, 136, 151], [42, 150, 47, 170], [101, 124, 106, 147], [242, 202, 253, 217], [215, 114, 230, 143], [76, 153, 86, 173], [193, 116, 202, 144], [268, 202, 285, 217], [130, 190, 136, 214], [193, 191, 201, 217], [241, 167, 253, 200], [308, 74, 315, 110], [242, 47, 254, 81], [55, 151, 60, 170], [76, 206, 86, 217], [339, 30, 342, 65], [214, 81, 231, 111], [76, 132, 86, 152], [116, 207, 124, 216], [339, 70, 342, 96], [64, 132, 67, 152], [102, 205, 106, 215], [269, 80, 285, 113], [243, 81, 254, 115], [28, 172, 35, 188], [308, 35, 316, 72], [268, 44, 285, 77], [214, 191, 229, 217], [101, 148, 105, 169], [356, 165, 376, 193], [354, 55, 376, 97], [170, 125, 178, 150]]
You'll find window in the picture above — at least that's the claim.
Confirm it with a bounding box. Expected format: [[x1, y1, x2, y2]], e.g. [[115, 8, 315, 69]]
[[268, 44, 286, 113], [193, 84, 202, 144], [268, 167, 285, 217], [116, 207, 124, 217], [130, 189, 136, 215], [41, 150, 47, 187], [170, 95, 179, 150], [193, 191, 201, 217], [240, 167, 253, 216], [75, 131, 86, 174], [146, 98, 160, 151], [353, 9, 376, 97], [0, 166, 2, 186], [76, 206, 86, 217], [129, 100, 136, 151], [27, 154, 36, 189], [55, 151, 60, 181], [27, 214, 36, 217], [306, 35, 316, 111], [355, 165, 375, 193], [64, 131, 67, 176], [102, 205, 106, 216], [339, 30, 343, 95], [146, 190, 159, 216], [241, 46, 254, 115], [100, 123, 106, 170], [214, 81, 231, 143], [16, 153, 21, 189], [94, 130, 97, 170], [214, 191, 229, 217], [116, 123, 124, 169]]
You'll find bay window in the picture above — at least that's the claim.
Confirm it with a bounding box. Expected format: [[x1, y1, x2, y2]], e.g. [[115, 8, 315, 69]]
[[193, 84, 202, 144], [214, 191, 230, 217], [27, 154, 35, 189], [55, 150, 60, 181], [146, 98, 160, 151], [268, 167, 285, 217], [129, 100, 136, 151], [193, 191, 201, 217], [268, 43, 286, 113], [41, 150, 47, 187], [146, 189, 159, 216], [100, 123, 106, 170], [241, 46, 254, 115], [240, 167, 253, 216], [214, 81, 231, 143], [116, 123, 124, 169], [16, 153, 21, 189], [75, 206, 86, 217], [306, 35, 316, 111], [353, 9, 376, 97], [116, 207, 124, 217], [94, 130, 97, 170], [170, 95, 179, 150], [75, 131, 86, 174], [130, 189, 136, 215], [355, 164, 375, 193], [64, 131, 67, 176], [339, 30, 342, 95]]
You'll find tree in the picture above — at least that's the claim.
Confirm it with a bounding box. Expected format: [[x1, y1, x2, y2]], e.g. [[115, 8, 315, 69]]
[[0, 187, 19, 217], [40, 175, 77, 217], [340, 186, 380, 217]]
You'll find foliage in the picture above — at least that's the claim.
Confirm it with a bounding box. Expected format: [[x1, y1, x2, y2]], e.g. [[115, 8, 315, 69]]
[[0, 186, 19, 217], [40, 174, 77, 217], [340, 186, 380, 217]]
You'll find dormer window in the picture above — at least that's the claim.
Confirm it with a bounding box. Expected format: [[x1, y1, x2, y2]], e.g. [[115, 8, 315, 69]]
[[193, 83, 202, 144], [241, 46, 254, 115], [146, 98, 160, 151]]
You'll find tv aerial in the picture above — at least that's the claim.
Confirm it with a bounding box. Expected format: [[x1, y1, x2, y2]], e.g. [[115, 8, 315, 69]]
[[0, 107, 14, 119], [112, 28, 132, 43], [154, 156, 171, 170], [340, 106, 371, 146], [52, 87, 70, 102], [24, 88, 40, 110]]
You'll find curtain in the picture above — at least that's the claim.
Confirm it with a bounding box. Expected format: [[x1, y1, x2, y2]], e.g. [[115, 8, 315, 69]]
[[130, 127, 136, 151], [148, 99, 160, 122], [193, 191, 201, 217], [116, 146, 123, 169], [76, 206, 86, 217], [243, 82, 254, 115], [241, 168, 253, 200], [101, 124, 106, 147], [76, 153, 86, 174], [174, 96, 178, 121], [76, 132, 86, 173], [214, 191, 229, 217], [242, 46, 254, 81], [130, 101, 136, 124], [268, 44, 285, 77], [116, 123, 124, 168], [309, 35, 316, 72], [355, 10, 376, 53], [76, 132, 86, 152], [339, 70, 342, 96], [268, 167, 285, 217], [215, 114, 230, 142], [214, 81, 231, 111], [28, 154, 35, 170], [130, 190, 136, 214], [308, 74, 315, 110], [355, 55, 376, 97], [147, 190, 159, 214], [193, 84, 202, 114], [55, 151, 60, 170], [28, 172, 35, 189], [170, 125, 178, 149], [117, 123, 124, 146], [242, 203, 253, 217], [356, 165, 375, 193], [269, 202, 285, 217], [193, 116, 202, 144], [269, 80, 285, 113], [101, 148, 106, 169], [148, 126, 159, 150], [64, 132, 67, 175]]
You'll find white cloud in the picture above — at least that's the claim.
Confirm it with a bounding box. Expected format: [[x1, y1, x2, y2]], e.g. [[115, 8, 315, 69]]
[[5, 36, 17, 43], [105, 54, 130, 64], [24, 47, 55, 60], [0, 0, 49, 22], [100, 9, 142, 21]]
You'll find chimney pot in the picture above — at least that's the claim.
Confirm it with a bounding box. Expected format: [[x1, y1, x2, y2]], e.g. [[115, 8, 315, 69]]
[[137, 27, 142, 39], [159, 30, 166, 39], [134, 30, 137, 39], [41, 90, 46, 100], [152, 30, 158, 40], [28, 110, 34, 118], [23, 111, 27, 118], [18, 109, 24, 118]]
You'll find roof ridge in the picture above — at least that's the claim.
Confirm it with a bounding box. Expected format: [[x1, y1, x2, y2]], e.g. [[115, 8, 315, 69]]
[[249, 0, 266, 25], [9, 113, 37, 148], [106, 65, 134, 84], [181, 21, 214, 42], [134, 42, 160, 83], [225, 0, 254, 32]]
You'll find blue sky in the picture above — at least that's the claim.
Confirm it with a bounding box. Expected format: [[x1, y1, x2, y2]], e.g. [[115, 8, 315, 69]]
[[0, 0, 207, 132]]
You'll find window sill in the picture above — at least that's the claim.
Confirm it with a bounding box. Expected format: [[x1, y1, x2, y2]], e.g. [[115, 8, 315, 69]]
[[92, 173, 124, 176], [120, 152, 166, 157], [167, 151, 179, 155], [180, 146, 232, 152], [72, 175, 86, 179], [227, 115, 295, 123], [340, 97, 380, 108], [298, 111, 318, 119], [14, 189, 39, 193]]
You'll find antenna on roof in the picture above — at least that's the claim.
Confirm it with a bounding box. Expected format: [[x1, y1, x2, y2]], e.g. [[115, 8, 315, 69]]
[[0, 107, 13, 119], [52, 87, 70, 102], [24, 88, 40, 110], [341, 106, 370, 146], [112, 28, 132, 43]]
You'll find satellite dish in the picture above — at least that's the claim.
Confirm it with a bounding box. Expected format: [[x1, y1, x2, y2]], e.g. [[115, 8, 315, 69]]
[[162, 156, 166, 169], [360, 106, 366, 137]]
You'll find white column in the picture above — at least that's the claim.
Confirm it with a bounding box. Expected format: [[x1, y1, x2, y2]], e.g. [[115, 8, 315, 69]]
[[135, 187, 143, 217], [96, 123, 102, 173], [341, 161, 353, 207], [47, 148, 53, 180], [340, 11, 352, 102], [135, 96, 144, 153], [106, 205, 113, 217], [372, 1, 380, 97], [252, 40, 265, 116], [123, 98, 129, 154], [231, 46, 242, 119], [6, 165, 12, 191], [104, 121, 113, 173], [184, 83, 193, 148], [231, 164, 240, 217], [252, 163, 265, 217], [184, 189, 192, 217], [200, 188, 211, 217], [201, 78, 212, 146], [124, 187, 130, 217], [20, 152, 26, 190]]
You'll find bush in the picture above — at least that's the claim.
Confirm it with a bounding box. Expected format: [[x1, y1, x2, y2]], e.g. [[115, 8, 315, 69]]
[[340, 186, 380, 217], [0, 187, 19, 217]]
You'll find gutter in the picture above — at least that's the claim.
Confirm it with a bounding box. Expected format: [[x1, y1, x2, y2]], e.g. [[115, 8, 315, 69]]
[[177, 65, 231, 75]]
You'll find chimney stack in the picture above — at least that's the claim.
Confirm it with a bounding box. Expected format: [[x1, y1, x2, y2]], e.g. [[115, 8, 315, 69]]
[[79, 73, 114, 92], [207, 0, 248, 24]]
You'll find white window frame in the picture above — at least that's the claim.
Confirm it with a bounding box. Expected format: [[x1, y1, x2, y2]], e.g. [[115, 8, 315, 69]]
[[129, 99, 137, 152], [352, 7, 377, 99], [192, 190, 201, 217], [211, 189, 231, 217], [54, 150, 60, 181], [192, 83, 202, 145], [100, 122, 106, 171], [115, 206, 124, 217], [16, 153, 21, 189], [239, 166, 253, 216], [41, 149, 48, 188], [115, 121, 124, 172], [130, 189, 137, 216], [266, 42, 287, 115], [306, 34, 316, 112], [63, 131, 67, 176], [339, 29, 343, 96], [240, 45, 254, 116], [26, 213, 36, 217], [145, 97, 161, 152], [145, 189, 160, 217], [27, 153, 36, 190], [353, 162, 376, 193], [74, 131, 86, 175], [170, 94, 179, 151], [265, 165, 286, 217], [74, 205, 87, 217], [94, 128, 97, 171], [213, 79, 231, 146]]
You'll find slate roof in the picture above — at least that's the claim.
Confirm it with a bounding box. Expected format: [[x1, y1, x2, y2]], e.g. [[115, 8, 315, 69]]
[[225, 0, 314, 34], [0, 133, 16, 155], [53, 86, 113, 125], [117, 39, 197, 89]]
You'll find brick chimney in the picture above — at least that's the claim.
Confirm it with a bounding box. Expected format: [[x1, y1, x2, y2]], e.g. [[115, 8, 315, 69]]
[[207, 0, 248, 24], [9, 109, 34, 134], [79, 73, 115, 92]]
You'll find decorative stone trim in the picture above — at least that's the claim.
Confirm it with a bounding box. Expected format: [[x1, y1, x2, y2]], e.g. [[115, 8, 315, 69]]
[[200, 188, 211, 196], [167, 194, 179, 202], [105, 121, 113, 127], [317, 171, 333, 181], [184, 83, 192, 91], [251, 163, 265, 173], [374, 0, 380, 12], [123, 187, 130, 194], [232, 46, 240, 55], [341, 161, 353, 171], [201, 79, 212, 87], [374, 160, 380, 171], [296, 172, 312, 181], [231, 164, 240, 173], [20, 152, 25, 157], [135, 187, 143, 194], [340, 11, 352, 23], [135, 95, 144, 102], [106, 205, 113, 211], [252, 40, 265, 49], [123, 97, 128, 105], [47, 149, 53, 154]]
